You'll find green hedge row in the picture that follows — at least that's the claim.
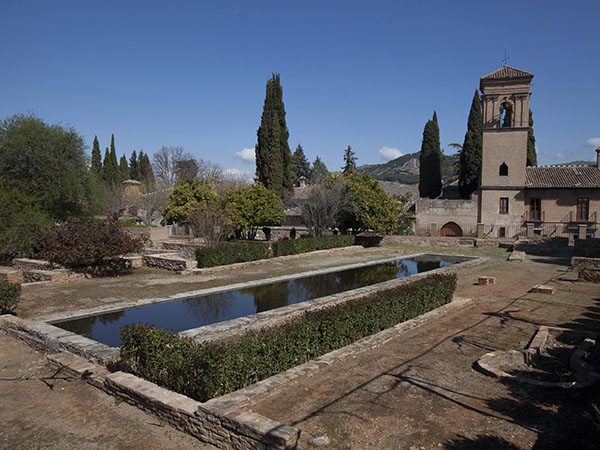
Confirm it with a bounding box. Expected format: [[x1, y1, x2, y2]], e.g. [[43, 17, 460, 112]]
[[195, 235, 356, 268], [195, 241, 269, 268], [0, 280, 21, 314], [120, 272, 456, 402], [271, 235, 355, 257]]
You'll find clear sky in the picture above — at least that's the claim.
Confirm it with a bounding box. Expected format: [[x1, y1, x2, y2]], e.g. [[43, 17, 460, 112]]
[[2, 0, 599, 179]]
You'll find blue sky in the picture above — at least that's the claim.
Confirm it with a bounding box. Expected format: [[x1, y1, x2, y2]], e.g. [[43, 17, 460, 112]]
[[2, 0, 599, 178]]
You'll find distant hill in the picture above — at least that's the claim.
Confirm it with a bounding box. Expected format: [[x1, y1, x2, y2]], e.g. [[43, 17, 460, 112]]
[[357, 151, 457, 184]]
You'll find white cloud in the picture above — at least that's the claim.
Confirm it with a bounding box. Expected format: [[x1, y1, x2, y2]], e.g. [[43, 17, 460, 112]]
[[235, 147, 255, 163], [585, 137, 600, 148], [378, 146, 403, 161], [223, 168, 254, 182]]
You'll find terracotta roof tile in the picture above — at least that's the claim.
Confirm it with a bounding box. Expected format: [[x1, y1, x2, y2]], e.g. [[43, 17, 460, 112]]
[[481, 65, 534, 80], [526, 165, 600, 188]]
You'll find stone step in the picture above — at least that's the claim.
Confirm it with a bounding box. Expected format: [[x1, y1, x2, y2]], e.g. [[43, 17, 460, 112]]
[[142, 254, 191, 272], [0, 266, 23, 284], [12, 258, 55, 271], [22, 269, 71, 283]]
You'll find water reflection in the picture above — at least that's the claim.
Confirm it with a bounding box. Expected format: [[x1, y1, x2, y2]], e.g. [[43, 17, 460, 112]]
[[56, 258, 454, 346]]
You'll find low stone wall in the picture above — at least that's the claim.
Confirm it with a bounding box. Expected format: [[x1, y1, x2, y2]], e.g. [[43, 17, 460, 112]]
[[143, 254, 190, 271], [0, 314, 299, 449], [383, 235, 475, 247], [0, 267, 23, 283], [572, 257, 600, 282], [12, 258, 55, 271]]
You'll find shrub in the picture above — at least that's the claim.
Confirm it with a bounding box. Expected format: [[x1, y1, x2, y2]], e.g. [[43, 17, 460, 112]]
[[39, 219, 148, 269], [0, 280, 21, 314], [195, 241, 270, 268], [121, 273, 456, 402], [271, 235, 355, 257]]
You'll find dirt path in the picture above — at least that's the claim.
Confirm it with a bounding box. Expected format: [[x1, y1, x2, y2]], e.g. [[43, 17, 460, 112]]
[[0, 329, 212, 449], [247, 252, 600, 449]]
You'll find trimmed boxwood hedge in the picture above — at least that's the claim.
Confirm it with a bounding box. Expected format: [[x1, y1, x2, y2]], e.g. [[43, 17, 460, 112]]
[[0, 280, 21, 314], [195, 241, 270, 268], [271, 235, 355, 257], [120, 272, 456, 402]]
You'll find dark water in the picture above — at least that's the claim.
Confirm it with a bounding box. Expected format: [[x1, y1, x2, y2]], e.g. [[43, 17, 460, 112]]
[[56, 258, 453, 346]]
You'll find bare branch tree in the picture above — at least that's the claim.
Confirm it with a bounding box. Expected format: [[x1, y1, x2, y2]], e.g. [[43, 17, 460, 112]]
[[188, 202, 231, 245], [301, 180, 347, 237], [152, 146, 193, 188], [136, 187, 171, 226], [103, 185, 129, 222]]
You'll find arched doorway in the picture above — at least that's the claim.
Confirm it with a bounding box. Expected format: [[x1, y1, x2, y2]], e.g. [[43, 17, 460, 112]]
[[440, 221, 463, 237]]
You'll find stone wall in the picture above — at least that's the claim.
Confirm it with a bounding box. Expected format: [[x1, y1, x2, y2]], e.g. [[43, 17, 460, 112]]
[[415, 196, 478, 236], [142, 254, 190, 271], [572, 257, 600, 282]]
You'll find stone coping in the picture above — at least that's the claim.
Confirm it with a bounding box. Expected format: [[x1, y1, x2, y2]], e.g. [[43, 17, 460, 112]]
[[1, 293, 473, 449], [43, 252, 481, 325], [476, 326, 600, 389]]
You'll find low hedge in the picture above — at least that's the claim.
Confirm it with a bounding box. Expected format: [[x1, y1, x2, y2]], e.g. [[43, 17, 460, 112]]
[[271, 235, 355, 257], [0, 280, 21, 314], [120, 272, 456, 402], [195, 241, 270, 268]]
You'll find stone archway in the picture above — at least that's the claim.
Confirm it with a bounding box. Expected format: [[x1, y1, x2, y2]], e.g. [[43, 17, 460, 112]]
[[440, 221, 463, 237]]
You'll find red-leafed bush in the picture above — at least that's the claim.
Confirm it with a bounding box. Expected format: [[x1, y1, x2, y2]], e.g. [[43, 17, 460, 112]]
[[39, 220, 148, 270]]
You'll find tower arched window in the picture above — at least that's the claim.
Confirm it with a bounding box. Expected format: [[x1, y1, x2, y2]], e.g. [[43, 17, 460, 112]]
[[499, 163, 508, 176]]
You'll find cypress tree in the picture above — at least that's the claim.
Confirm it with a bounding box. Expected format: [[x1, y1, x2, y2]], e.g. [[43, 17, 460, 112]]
[[527, 109, 537, 167], [310, 156, 328, 184], [255, 73, 292, 195], [418, 111, 442, 199], [91, 136, 102, 176], [342, 145, 357, 174], [118, 155, 129, 182], [129, 150, 140, 180], [291, 144, 310, 182], [109, 135, 119, 185], [139, 151, 155, 188], [458, 90, 483, 198], [102, 147, 111, 184]]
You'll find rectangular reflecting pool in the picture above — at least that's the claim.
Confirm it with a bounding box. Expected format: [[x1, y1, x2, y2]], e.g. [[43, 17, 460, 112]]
[[55, 255, 463, 347]]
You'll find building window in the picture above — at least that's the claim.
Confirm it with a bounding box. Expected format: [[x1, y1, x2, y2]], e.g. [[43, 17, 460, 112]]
[[499, 163, 508, 176], [577, 197, 589, 221], [530, 198, 541, 221], [499, 197, 509, 214]]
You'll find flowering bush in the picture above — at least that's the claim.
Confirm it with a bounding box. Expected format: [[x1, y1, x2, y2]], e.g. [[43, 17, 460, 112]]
[[39, 219, 148, 270]]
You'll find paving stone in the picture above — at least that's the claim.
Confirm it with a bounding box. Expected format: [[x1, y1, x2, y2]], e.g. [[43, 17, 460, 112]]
[[531, 284, 555, 294], [478, 276, 496, 285]]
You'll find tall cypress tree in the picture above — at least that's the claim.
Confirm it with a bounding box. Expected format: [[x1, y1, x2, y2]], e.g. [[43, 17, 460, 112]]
[[109, 135, 119, 185], [418, 111, 442, 199], [527, 109, 537, 167], [458, 90, 483, 198], [129, 150, 140, 180], [291, 144, 310, 183], [102, 147, 111, 184], [139, 151, 155, 188], [255, 73, 292, 195], [119, 155, 130, 182], [91, 136, 102, 176], [342, 145, 357, 174]]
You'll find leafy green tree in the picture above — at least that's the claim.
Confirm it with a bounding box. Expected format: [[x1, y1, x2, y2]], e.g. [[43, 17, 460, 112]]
[[91, 135, 102, 177], [458, 90, 483, 198], [0, 113, 88, 220], [310, 156, 328, 184], [337, 172, 398, 234], [226, 183, 285, 239], [129, 150, 141, 180], [418, 111, 442, 199], [255, 73, 292, 195], [119, 155, 130, 182], [527, 109, 537, 167], [164, 178, 220, 225], [342, 145, 357, 174], [291, 144, 310, 184]]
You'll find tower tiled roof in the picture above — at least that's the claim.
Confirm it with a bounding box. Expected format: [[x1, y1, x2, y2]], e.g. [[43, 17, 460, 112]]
[[525, 165, 600, 188], [481, 65, 534, 80]]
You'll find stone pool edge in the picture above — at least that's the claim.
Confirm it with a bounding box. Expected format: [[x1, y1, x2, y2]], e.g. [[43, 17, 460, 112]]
[[0, 293, 473, 450], [43, 252, 479, 325]]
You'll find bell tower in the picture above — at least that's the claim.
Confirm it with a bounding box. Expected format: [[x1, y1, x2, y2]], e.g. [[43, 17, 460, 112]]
[[478, 65, 534, 237]]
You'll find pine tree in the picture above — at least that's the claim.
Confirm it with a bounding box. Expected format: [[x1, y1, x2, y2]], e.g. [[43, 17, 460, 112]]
[[527, 109, 537, 167], [342, 145, 357, 174], [458, 90, 483, 198], [91, 136, 102, 176], [310, 156, 328, 184], [119, 155, 129, 182], [255, 73, 292, 195], [291, 144, 310, 183], [418, 112, 443, 199], [129, 150, 141, 180]]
